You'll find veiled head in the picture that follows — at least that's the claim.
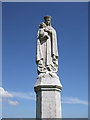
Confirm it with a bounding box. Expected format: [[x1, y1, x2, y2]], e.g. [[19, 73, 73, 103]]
[[43, 16, 52, 26]]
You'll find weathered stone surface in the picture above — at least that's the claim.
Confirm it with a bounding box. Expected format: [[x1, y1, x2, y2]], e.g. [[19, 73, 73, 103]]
[[34, 72, 62, 91], [34, 73, 62, 118], [36, 16, 58, 73]]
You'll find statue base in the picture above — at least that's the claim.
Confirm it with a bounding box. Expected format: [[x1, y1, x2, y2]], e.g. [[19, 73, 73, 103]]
[[34, 72, 62, 118]]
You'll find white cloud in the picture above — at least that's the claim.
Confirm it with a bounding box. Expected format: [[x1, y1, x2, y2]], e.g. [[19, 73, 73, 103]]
[[11, 91, 35, 101], [62, 97, 88, 105], [0, 87, 13, 98], [0, 87, 35, 100], [8, 100, 19, 106], [0, 87, 35, 102], [0, 87, 19, 106]]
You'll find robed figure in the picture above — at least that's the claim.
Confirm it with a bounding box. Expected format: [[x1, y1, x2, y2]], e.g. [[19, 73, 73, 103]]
[[36, 16, 58, 74]]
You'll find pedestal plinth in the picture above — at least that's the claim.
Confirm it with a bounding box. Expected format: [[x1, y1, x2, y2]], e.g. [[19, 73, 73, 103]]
[[34, 72, 62, 119]]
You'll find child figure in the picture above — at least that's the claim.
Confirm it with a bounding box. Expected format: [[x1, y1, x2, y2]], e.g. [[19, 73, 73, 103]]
[[38, 22, 49, 40]]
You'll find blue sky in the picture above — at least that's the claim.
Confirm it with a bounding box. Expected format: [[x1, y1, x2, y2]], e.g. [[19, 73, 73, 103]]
[[1, 2, 88, 118]]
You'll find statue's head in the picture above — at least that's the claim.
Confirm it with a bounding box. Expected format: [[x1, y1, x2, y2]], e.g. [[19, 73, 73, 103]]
[[39, 22, 46, 28], [44, 16, 51, 26]]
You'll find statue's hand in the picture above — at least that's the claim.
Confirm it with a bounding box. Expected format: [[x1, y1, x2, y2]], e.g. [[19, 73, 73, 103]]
[[44, 28, 52, 34], [44, 28, 49, 32]]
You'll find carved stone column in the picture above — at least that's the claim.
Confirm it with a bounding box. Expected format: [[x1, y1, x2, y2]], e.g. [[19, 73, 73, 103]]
[[34, 73, 62, 118]]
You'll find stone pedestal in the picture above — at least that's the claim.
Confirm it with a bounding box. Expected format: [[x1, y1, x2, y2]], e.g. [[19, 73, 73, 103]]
[[34, 72, 62, 119]]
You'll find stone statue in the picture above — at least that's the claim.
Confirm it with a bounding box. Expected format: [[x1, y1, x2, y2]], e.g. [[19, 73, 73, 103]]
[[35, 16, 62, 118], [36, 16, 58, 74]]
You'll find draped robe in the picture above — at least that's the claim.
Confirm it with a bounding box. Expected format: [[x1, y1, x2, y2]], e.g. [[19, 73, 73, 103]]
[[36, 25, 58, 73]]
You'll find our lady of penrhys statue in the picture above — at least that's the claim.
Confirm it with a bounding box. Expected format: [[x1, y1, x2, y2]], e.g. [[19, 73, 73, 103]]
[[35, 16, 62, 119], [36, 16, 58, 74]]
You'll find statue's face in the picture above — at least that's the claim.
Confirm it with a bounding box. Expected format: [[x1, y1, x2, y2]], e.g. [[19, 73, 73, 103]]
[[44, 18, 51, 26]]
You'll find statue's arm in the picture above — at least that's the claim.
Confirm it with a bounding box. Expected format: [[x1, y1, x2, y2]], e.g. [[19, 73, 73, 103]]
[[37, 29, 48, 40], [44, 27, 52, 34], [37, 29, 44, 39]]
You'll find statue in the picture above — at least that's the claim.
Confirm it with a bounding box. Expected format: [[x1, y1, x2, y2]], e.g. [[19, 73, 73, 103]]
[[35, 16, 62, 118], [36, 16, 58, 74]]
